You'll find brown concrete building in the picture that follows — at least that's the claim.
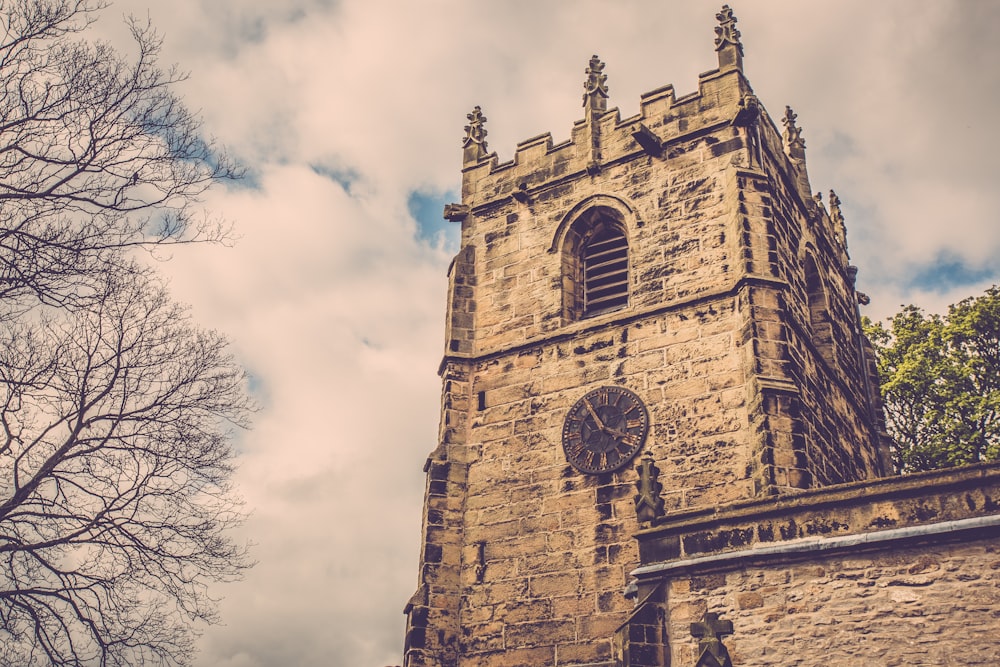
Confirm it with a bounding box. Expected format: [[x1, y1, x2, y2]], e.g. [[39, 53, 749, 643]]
[[403, 5, 1000, 666]]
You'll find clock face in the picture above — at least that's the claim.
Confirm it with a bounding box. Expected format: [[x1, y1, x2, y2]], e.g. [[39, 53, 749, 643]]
[[562, 386, 649, 474]]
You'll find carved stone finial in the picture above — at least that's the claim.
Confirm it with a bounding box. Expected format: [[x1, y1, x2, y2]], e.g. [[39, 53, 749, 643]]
[[463, 106, 488, 152], [828, 190, 841, 208], [634, 452, 665, 524], [782, 105, 806, 163], [691, 612, 734, 667], [829, 189, 848, 246], [715, 5, 743, 70], [583, 55, 609, 115], [782, 106, 804, 149], [714, 5, 743, 52]]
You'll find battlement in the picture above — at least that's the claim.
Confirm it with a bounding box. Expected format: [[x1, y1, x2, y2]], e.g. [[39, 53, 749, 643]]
[[443, 5, 856, 364], [460, 61, 753, 210], [455, 7, 753, 211]]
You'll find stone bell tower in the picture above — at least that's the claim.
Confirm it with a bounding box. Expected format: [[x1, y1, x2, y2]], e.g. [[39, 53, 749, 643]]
[[403, 6, 889, 666]]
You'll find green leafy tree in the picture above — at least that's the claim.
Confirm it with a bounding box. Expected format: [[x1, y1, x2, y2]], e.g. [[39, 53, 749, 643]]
[[864, 286, 1000, 473]]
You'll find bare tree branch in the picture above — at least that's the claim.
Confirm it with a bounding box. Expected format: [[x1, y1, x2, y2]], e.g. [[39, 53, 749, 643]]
[[0, 3, 253, 665], [0, 267, 252, 666], [0, 0, 242, 310]]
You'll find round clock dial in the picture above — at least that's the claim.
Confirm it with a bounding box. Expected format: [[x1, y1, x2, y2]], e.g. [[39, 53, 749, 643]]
[[562, 386, 649, 474]]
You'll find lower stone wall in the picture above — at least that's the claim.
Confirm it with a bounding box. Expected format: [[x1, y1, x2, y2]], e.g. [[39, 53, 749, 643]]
[[623, 462, 1000, 667], [665, 538, 999, 666]]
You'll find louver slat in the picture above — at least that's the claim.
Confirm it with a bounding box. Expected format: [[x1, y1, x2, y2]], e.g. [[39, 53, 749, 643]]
[[583, 227, 628, 317]]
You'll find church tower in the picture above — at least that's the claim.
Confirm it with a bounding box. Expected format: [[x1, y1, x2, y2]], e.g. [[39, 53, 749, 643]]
[[404, 6, 889, 666]]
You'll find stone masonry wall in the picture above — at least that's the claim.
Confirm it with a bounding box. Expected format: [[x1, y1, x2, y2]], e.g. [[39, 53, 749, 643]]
[[404, 359, 474, 667], [434, 65, 768, 665], [629, 462, 1000, 666], [460, 300, 752, 666], [733, 114, 885, 491], [408, 61, 773, 667], [444, 61, 772, 666], [458, 69, 750, 356], [666, 540, 1000, 666]]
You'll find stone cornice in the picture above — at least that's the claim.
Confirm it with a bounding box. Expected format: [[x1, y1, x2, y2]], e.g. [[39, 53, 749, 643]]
[[632, 461, 1000, 573], [438, 274, 788, 375]]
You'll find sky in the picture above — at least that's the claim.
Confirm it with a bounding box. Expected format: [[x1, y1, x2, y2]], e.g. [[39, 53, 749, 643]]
[[86, 1, 1000, 665]]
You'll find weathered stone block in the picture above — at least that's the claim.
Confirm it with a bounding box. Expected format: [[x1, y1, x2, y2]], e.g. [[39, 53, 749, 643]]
[[505, 619, 576, 648], [529, 571, 583, 598], [555, 639, 612, 665]]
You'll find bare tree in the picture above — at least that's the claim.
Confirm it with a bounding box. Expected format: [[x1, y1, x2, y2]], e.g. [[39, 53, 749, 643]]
[[0, 267, 252, 666], [0, 0, 240, 310], [0, 2, 253, 665]]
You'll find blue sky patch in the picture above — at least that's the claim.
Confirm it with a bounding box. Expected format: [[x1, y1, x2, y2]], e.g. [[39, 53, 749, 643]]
[[245, 369, 270, 406], [226, 164, 264, 191], [408, 189, 460, 250], [310, 163, 359, 193], [908, 254, 996, 294]]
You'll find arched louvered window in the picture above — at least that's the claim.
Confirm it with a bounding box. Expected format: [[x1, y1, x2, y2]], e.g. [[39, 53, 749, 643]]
[[804, 253, 835, 364], [558, 204, 632, 323], [582, 226, 629, 317]]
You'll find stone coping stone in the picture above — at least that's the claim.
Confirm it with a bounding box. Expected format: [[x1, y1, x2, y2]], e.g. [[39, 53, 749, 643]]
[[635, 461, 1000, 566]]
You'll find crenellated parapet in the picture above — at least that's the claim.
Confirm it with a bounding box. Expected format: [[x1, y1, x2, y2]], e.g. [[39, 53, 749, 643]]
[[458, 63, 755, 208], [455, 6, 763, 210], [445, 4, 865, 383]]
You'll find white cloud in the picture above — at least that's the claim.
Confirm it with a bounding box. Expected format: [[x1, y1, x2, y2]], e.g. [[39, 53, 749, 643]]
[[80, 0, 1000, 664], [158, 162, 443, 664]]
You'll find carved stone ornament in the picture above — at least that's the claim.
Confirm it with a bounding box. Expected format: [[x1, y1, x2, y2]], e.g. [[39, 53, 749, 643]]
[[462, 106, 488, 151], [511, 182, 531, 204], [583, 55, 609, 113], [634, 452, 665, 524], [733, 93, 762, 167], [632, 123, 663, 157], [828, 189, 841, 207], [443, 203, 470, 222], [733, 93, 760, 126], [782, 106, 805, 152], [829, 189, 848, 245], [714, 5, 743, 53], [691, 612, 734, 667]]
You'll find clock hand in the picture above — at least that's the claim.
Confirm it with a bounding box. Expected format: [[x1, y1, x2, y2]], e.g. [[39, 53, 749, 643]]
[[604, 426, 636, 443], [583, 399, 606, 430]]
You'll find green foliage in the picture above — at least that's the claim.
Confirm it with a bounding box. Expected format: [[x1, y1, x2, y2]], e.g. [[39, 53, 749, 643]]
[[864, 286, 1000, 473]]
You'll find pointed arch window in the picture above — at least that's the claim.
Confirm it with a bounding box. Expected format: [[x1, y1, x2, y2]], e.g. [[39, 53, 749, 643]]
[[560, 207, 631, 322]]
